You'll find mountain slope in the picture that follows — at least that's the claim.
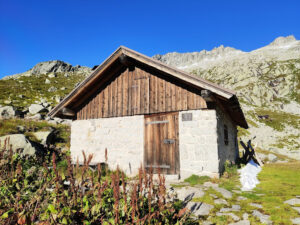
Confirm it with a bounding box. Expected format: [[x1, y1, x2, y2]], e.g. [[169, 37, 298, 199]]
[[154, 35, 300, 159], [1, 35, 299, 159]]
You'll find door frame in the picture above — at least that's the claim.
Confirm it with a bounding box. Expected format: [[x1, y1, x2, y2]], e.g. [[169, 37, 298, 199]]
[[143, 111, 180, 174]]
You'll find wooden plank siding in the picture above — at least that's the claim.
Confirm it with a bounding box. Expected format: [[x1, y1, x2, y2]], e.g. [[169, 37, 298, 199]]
[[76, 66, 207, 119]]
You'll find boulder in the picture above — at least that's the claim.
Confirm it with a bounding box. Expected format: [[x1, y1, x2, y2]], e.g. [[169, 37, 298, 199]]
[[252, 210, 272, 225], [0, 106, 19, 119], [48, 73, 57, 78], [284, 198, 300, 206], [185, 202, 213, 217], [28, 104, 47, 115], [0, 134, 39, 156], [212, 186, 233, 199], [175, 186, 205, 202], [27, 113, 42, 120], [17, 125, 26, 133], [33, 130, 55, 145], [48, 86, 57, 92], [267, 153, 278, 162], [292, 218, 300, 224], [45, 79, 51, 84]]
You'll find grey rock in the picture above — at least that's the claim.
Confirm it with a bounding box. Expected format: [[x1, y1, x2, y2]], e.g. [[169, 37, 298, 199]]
[[42, 102, 50, 108], [0, 106, 18, 119], [210, 194, 218, 199], [213, 186, 233, 199], [232, 205, 241, 210], [175, 186, 205, 202], [220, 205, 240, 212], [216, 212, 239, 221], [243, 213, 249, 220], [48, 86, 57, 92], [268, 153, 278, 162], [214, 199, 228, 205], [4, 100, 12, 104], [285, 198, 300, 206], [293, 207, 300, 214], [0, 134, 39, 156], [17, 125, 26, 133], [252, 210, 272, 224], [237, 196, 247, 201], [257, 153, 267, 161], [53, 117, 63, 123], [203, 181, 219, 188], [60, 87, 66, 90], [27, 113, 42, 120], [53, 95, 61, 103], [250, 203, 263, 209], [33, 130, 55, 145], [292, 218, 300, 224], [61, 119, 72, 125], [185, 202, 213, 216], [28, 104, 46, 114], [48, 73, 57, 78], [45, 78, 51, 84]]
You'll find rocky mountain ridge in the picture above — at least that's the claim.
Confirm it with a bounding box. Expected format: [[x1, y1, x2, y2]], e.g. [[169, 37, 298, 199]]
[[3, 60, 92, 80], [154, 35, 300, 159], [1, 35, 299, 159]]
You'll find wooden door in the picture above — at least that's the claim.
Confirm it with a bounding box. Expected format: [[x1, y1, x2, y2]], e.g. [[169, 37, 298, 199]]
[[144, 112, 179, 174]]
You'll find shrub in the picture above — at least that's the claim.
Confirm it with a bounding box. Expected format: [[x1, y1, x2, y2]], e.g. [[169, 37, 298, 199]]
[[184, 175, 210, 186], [0, 138, 193, 224]]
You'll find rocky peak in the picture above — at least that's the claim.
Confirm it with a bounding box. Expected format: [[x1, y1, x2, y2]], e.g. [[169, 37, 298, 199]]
[[30, 60, 91, 75], [3, 60, 92, 80], [153, 45, 242, 69], [268, 35, 297, 47]]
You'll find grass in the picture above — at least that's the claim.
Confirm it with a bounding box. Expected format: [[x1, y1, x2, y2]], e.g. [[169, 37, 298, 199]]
[[0, 72, 86, 109], [181, 160, 300, 224], [254, 108, 300, 132], [0, 118, 70, 148], [271, 134, 300, 151], [184, 174, 210, 186]]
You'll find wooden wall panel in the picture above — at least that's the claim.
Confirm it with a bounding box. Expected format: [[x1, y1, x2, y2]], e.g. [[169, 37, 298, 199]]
[[76, 66, 207, 120]]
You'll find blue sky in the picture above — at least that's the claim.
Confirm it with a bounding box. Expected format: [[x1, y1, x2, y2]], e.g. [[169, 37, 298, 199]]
[[1, 0, 299, 77]]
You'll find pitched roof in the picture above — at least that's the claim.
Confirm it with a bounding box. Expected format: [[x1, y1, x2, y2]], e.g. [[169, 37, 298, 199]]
[[48, 46, 248, 128]]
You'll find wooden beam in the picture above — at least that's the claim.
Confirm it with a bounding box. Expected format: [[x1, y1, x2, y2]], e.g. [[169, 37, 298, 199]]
[[61, 107, 75, 117], [201, 89, 215, 102]]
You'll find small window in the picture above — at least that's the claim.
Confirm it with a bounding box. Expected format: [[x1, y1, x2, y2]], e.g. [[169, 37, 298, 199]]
[[224, 125, 229, 145]]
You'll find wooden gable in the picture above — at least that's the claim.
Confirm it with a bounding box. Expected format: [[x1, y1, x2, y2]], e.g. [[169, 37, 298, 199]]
[[76, 65, 207, 120], [49, 46, 248, 128]]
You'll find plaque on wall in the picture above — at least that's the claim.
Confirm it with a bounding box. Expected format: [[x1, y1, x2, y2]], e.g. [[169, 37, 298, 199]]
[[182, 113, 192, 121]]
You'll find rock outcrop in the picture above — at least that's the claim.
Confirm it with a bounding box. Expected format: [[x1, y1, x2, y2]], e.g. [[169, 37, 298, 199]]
[[0, 134, 40, 156]]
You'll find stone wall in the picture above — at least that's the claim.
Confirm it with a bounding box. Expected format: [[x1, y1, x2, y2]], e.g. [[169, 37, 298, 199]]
[[70, 115, 144, 176], [70, 108, 238, 179], [216, 107, 238, 173], [179, 109, 220, 179]]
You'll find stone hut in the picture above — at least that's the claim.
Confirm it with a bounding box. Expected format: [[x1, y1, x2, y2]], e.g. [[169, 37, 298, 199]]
[[49, 46, 248, 179]]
